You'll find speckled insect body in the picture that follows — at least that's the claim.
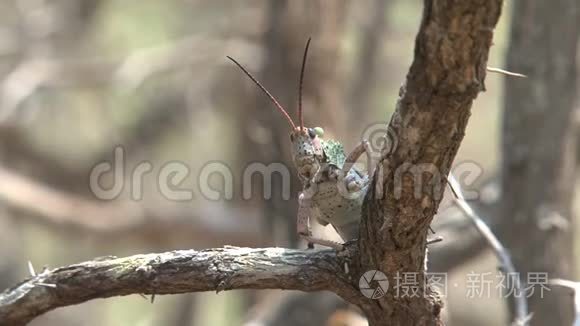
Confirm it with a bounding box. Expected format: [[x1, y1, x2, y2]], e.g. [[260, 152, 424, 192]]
[[228, 38, 372, 250], [294, 133, 371, 249], [304, 163, 368, 241]]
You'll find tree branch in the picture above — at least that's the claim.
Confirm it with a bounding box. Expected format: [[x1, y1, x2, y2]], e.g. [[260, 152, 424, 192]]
[[0, 247, 358, 326]]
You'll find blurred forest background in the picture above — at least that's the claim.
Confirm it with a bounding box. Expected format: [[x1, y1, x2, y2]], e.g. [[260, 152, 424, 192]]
[[0, 0, 577, 325]]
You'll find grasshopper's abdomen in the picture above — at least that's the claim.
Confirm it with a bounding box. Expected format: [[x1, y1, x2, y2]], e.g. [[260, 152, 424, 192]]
[[310, 169, 369, 241]]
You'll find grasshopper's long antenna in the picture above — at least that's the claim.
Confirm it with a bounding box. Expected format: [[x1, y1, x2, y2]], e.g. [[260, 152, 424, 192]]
[[298, 37, 311, 131], [227, 56, 296, 129]]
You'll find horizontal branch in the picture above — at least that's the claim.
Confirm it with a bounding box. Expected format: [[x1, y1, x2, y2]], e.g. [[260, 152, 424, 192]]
[[0, 247, 355, 325]]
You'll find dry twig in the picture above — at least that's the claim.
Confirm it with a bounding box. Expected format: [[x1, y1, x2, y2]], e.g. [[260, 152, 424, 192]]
[[447, 174, 529, 324], [0, 247, 358, 326]]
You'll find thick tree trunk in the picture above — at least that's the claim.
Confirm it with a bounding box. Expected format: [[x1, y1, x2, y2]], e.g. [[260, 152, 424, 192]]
[[501, 0, 579, 325]]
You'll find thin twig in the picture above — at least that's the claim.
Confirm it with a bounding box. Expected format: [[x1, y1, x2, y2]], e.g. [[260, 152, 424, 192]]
[[27, 261, 35, 277], [486, 66, 527, 78], [549, 279, 580, 326], [447, 174, 529, 325], [427, 236, 444, 245]]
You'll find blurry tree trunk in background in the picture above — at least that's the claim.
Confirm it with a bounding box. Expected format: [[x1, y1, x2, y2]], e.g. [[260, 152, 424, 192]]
[[0, 0, 103, 194], [0, 212, 19, 290], [236, 0, 348, 247], [29, 0, 101, 53], [501, 0, 579, 324], [0, 0, 103, 291], [349, 0, 389, 126]]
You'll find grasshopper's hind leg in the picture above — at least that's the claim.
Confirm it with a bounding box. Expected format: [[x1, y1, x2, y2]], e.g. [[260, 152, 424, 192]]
[[297, 193, 344, 250], [342, 140, 373, 175]]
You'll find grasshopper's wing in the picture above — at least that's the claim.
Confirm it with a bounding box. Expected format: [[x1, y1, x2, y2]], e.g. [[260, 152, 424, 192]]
[[321, 139, 346, 169]]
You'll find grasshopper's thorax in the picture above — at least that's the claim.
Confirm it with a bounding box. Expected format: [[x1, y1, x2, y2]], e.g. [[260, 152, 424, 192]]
[[290, 127, 325, 181]]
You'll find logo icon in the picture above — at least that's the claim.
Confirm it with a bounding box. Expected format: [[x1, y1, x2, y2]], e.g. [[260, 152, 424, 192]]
[[359, 270, 389, 299]]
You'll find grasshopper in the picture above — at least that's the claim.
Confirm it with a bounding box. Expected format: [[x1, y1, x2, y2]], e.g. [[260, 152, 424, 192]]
[[227, 38, 373, 250]]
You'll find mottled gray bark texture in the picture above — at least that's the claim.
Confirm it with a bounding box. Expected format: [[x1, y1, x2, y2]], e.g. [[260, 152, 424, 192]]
[[0, 0, 503, 325], [0, 247, 358, 326], [501, 0, 579, 325]]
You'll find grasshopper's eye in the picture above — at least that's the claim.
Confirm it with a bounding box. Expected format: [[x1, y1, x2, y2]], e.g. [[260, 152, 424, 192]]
[[313, 127, 324, 138], [308, 128, 316, 139]]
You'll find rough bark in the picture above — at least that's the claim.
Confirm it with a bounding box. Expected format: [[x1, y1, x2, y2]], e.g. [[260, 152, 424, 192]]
[[0, 247, 358, 326], [0, 0, 503, 325], [501, 0, 579, 324]]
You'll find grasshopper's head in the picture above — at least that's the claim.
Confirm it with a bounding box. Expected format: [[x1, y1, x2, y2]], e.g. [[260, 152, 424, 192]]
[[290, 126, 325, 180], [228, 37, 323, 181]]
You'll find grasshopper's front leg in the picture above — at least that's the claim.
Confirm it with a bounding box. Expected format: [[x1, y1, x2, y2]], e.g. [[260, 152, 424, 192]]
[[297, 192, 344, 250]]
